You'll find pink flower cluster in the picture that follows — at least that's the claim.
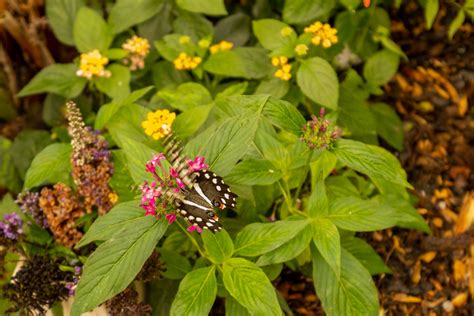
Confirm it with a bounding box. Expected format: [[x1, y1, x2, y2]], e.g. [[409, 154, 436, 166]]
[[140, 153, 208, 226]]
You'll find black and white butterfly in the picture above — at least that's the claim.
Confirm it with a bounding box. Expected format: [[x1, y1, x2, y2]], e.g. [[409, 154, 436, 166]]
[[177, 170, 238, 232]]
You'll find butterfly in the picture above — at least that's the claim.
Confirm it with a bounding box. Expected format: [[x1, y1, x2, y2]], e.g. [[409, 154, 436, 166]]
[[177, 170, 238, 232]]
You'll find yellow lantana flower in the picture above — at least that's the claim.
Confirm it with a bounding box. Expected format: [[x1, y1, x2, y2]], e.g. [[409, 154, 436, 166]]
[[209, 40, 234, 54], [295, 44, 309, 56], [173, 53, 202, 70], [76, 49, 111, 80], [304, 22, 338, 48], [272, 56, 291, 81], [142, 109, 176, 140], [198, 39, 211, 48], [122, 36, 150, 70], [280, 26, 293, 37], [179, 35, 191, 44]]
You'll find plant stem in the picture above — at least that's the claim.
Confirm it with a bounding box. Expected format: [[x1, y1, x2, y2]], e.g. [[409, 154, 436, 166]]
[[293, 151, 313, 207]]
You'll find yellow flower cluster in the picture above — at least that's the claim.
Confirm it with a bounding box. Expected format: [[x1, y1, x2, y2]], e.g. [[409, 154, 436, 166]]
[[76, 49, 111, 80], [272, 56, 291, 81], [295, 44, 309, 56], [198, 39, 211, 48], [280, 27, 293, 37], [122, 36, 150, 70], [304, 22, 338, 48], [209, 40, 234, 54], [179, 36, 191, 44], [142, 109, 176, 140], [173, 52, 202, 70]]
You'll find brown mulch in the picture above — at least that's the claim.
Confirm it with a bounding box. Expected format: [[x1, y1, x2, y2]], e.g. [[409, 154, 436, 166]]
[[275, 3, 474, 316]]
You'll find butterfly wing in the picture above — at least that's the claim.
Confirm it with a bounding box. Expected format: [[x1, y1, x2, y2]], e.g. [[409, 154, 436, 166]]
[[193, 170, 238, 209], [177, 188, 222, 232]]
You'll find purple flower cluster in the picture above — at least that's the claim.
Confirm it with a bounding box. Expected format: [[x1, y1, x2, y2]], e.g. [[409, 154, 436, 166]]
[[140, 153, 208, 224], [0, 213, 23, 240], [16, 191, 48, 228], [301, 108, 341, 150]]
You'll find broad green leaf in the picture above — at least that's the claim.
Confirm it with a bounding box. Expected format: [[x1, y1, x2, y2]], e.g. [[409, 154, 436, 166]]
[[138, 0, 173, 42], [328, 196, 398, 231], [253, 19, 296, 51], [10, 130, 53, 180], [204, 47, 272, 79], [312, 217, 340, 278], [160, 249, 193, 279], [176, 0, 227, 16], [107, 104, 152, 148], [0, 193, 21, 217], [425, 0, 439, 29], [234, 220, 310, 257], [173, 11, 214, 41], [202, 229, 234, 264], [332, 139, 410, 187], [255, 78, 289, 99], [363, 50, 400, 85], [18, 64, 86, 98], [0, 137, 21, 193], [46, 0, 85, 46], [342, 237, 391, 275], [216, 82, 248, 99], [73, 7, 112, 52], [214, 13, 251, 46], [157, 82, 212, 111], [108, 0, 164, 34], [118, 136, 157, 184], [109, 151, 135, 202], [263, 98, 305, 135], [370, 102, 403, 150], [95, 64, 131, 100], [308, 167, 329, 217], [448, 10, 465, 39], [24, 143, 72, 189], [76, 200, 144, 248], [223, 258, 282, 316], [257, 222, 312, 266], [226, 159, 281, 185], [312, 247, 379, 316], [174, 104, 213, 139], [297, 57, 339, 109], [71, 219, 168, 315], [283, 0, 336, 24], [225, 296, 251, 316], [152, 61, 191, 90], [379, 36, 407, 59], [170, 266, 217, 316]]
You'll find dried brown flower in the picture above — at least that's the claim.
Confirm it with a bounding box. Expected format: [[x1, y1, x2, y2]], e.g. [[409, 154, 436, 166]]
[[106, 287, 152, 316]]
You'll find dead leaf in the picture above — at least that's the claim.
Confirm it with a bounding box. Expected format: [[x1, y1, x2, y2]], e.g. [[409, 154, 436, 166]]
[[419, 251, 437, 263], [393, 293, 422, 303], [455, 192, 474, 235], [451, 292, 468, 308]]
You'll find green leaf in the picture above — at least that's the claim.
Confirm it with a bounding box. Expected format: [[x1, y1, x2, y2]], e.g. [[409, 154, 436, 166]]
[[46, 0, 85, 46], [76, 200, 144, 248], [328, 196, 398, 231], [0, 137, 21, 193], [448, 10, 465, 39], [107, 104, 152, 148], [308, 152, 336, 217], [283, 0, 336, 25], [157, 82, 212, 111], [73, 7, 112, 52], [234, 220, 310, 257], [223, 258, 282, 316], [173, 11, 214, 41], [312, 217, 341, 278], [108, 0, 164, 34], [95, 64, 131, 100], [262, 98, 305, 135], [204, 47, 272, 79], [202, 229, 234, 264], [152, 61, 191, 90], [170, 266, 217, 316], [425, 0, 439, 29], [174, 104, 213, 139], [257, 222, 312, 266], [363, 50, 400, 85], [18, 64, 86, 98], [379, 36, 407, 60], [255, 78, 289, 99], [71, 219, 168, 315], [225, 296, 251, 316], [176, 0, 227, 16], [370, 102, 404, 151], [312, 247, 379, 316], [118, 136, 157, 184], [160, 249, 193, 279], [214, 13, 251, 46], [0, 193, 21, 217], [252, 19, 296, 51], [342, 237, 391, 275], [332, 139, 410, 188], [216, 82, 248, 98], [24, 143, 72, 189], [226, 159, 281, 185], [297, 57, 339, 109], [10, 130, 53, 180]]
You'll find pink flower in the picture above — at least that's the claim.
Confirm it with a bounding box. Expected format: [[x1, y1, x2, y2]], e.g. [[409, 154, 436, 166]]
[[176, 178, 185, 189], [186, 156, 208, 172], [170, 168, 179, 178], [165, 213, 176, 224], [187, 224, 203, 233], [145, 153, 166, 174]]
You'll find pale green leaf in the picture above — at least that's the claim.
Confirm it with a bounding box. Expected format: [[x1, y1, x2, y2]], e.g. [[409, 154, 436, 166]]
[[46, 0, 85, 46], [202, 229, 234, 264], [73, 7, 112, 52]]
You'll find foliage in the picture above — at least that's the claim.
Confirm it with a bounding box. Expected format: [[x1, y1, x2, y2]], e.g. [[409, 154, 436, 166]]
[[0, 0, 443, 315]]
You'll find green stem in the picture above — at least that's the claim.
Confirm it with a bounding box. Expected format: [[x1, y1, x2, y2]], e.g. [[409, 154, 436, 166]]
[[277, 180, 306, 217], [293, 152, 312, 207]]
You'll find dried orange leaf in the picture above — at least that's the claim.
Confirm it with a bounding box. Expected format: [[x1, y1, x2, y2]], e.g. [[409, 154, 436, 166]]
[[458, 95, 468, 116], [419, 251, 437, 263], [455, 192, 474, 235], [411, 260, 422, 284], [393, 293, 422, 303], [451, 292, 468, 307], [453, 259, 466, 282]]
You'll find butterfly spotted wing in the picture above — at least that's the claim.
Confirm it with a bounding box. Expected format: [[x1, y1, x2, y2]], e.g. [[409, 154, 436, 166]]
[[192, 169, 238, 209], [177, 188, 223, 232]]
